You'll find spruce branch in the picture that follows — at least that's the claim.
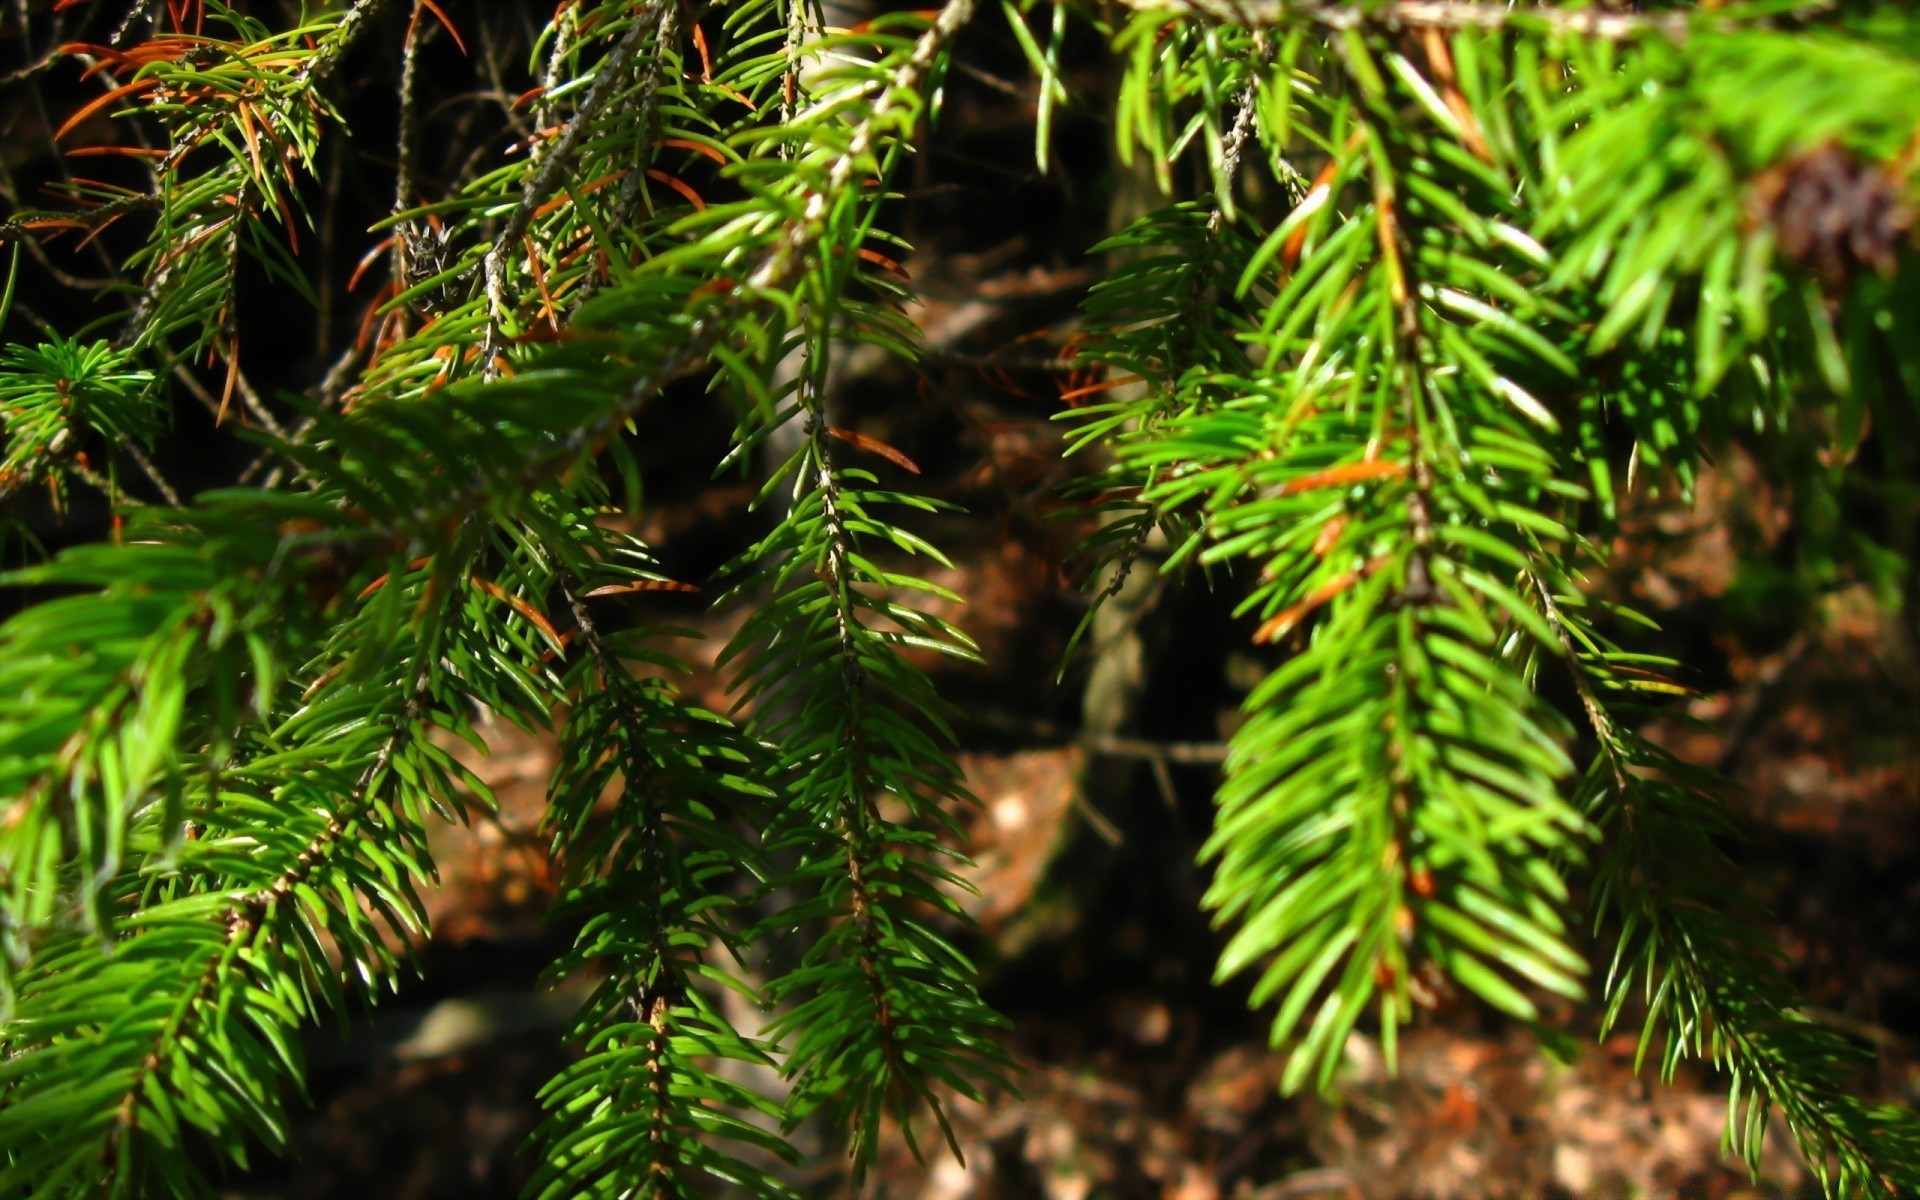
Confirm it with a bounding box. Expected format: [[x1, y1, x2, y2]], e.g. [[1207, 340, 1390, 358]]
[[524, 531, 794, 1198], [97, 667, 430, 1170], [696, 5, 1012, 1170], [8, 1, 1920, 1194], [1527, 564, 1920, 1194], [1113, 35, 1597, 1093], [37, 509, 508, 1190], [786, 385, 928, 1120], [0, 576, 463, 1195]]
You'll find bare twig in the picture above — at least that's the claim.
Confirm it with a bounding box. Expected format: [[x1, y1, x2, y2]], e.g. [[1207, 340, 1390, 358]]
[[242, 342, 363, 488], [953, 60, 1030, 101], [1713, 627, 1814, 775], [532, 0, 582, 166], [163, 359, 287, 439], [108, 0, 151, 47], [394, 0, 424, 221], [475, 7, 536, 148], [1798, 1006, 1919, 1052], [1114, 0, 1693, 40], [70, 456, 149, 506], [120, 440, 180, 507], [1081, 732, 1230, 764], [1208, 60, 1262, 232], [0, 45, 64, 87], [300, 0, 400, 88]]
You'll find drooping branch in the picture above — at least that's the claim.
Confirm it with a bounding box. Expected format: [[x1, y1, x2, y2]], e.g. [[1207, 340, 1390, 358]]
[[98, 664, 434, 1173]]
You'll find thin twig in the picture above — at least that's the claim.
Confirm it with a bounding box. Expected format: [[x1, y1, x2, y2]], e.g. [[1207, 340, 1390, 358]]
[[532, 0, 581, 168], [299, 0, 400, 88], [242, 342, 360, 489], [953, 60, 1029, 101], [1114, 0, 1694, 40], [1798, 1006, 1919, 1052], [70, 455, 162, 510], [108, 0, 150, 47], [1081, 732, 1230, 764], [1208, 60, 1262, 233], [481, 2, 661, 377], [0, 193, 163, 244], [1527, 567, 1629, 789], [0, 45, 64, 87], [781, 0, 816, 127], [394, 0, 424, 221], [389, 0, 425, 327], [120, 440, 180, 506], [568, 1, 681, 317], [474, 9, 535, 147], [227, 366, 287, 438], [1713, 627, 1813, 775]]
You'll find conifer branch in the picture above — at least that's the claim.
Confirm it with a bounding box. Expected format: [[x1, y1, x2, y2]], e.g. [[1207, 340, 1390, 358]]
[[529, 545, 793, 1198], [401, 0, 977, 538], [90, 638, 440, 1182], [797, 382, 919, 1111], [0, 427, 73, 506], [1529, 563, 1920, 1192], [8, 2, 1920, 1194]]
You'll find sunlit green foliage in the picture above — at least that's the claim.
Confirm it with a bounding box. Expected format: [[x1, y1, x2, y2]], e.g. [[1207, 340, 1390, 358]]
[[2, 0, 1919, 1196]]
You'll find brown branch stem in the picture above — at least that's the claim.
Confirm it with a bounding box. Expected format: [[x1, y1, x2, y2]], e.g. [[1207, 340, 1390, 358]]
[[480, 2, 661, 376], [1113, 0, 1694, 40]]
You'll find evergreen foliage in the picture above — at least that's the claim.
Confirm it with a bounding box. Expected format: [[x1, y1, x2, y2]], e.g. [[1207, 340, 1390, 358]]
[[1, 0, 1918, 1194]]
